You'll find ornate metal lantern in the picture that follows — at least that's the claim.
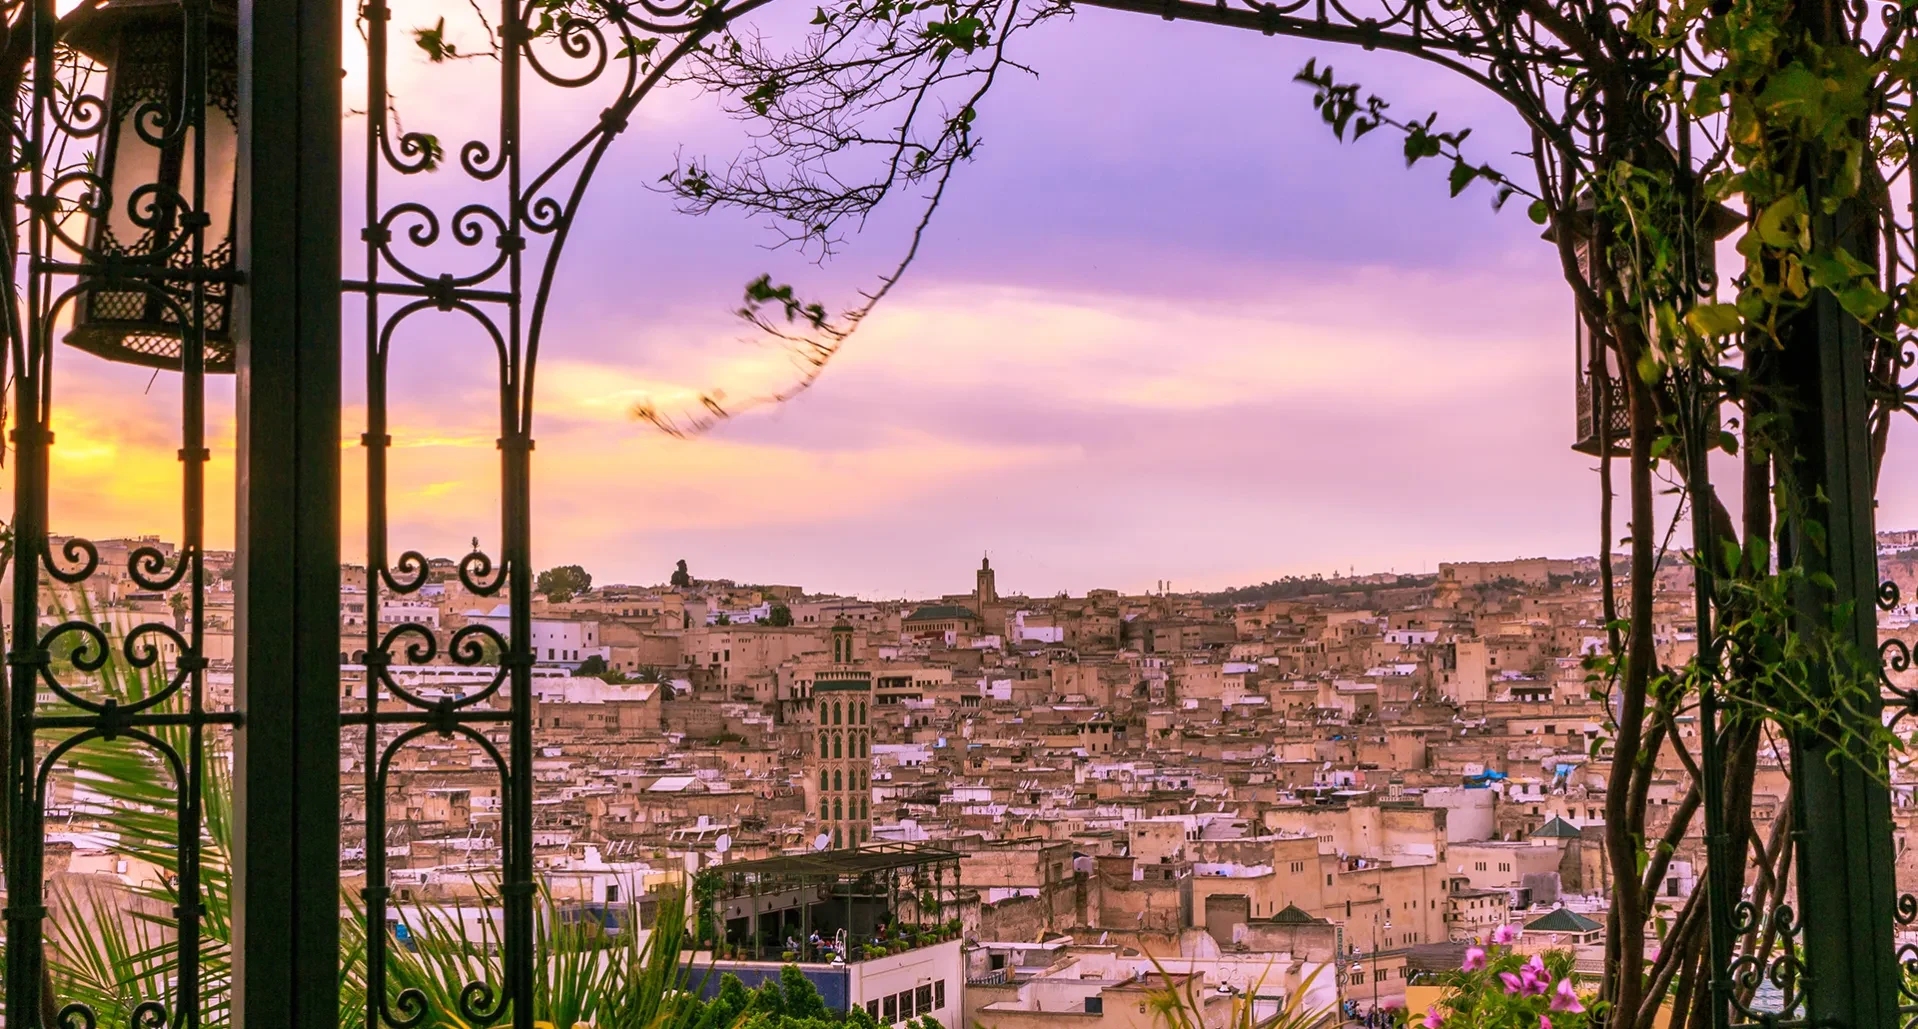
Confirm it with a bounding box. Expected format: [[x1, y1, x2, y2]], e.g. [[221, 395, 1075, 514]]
[[1546, 192, 1740, 456], [62, 0, 239, 372]]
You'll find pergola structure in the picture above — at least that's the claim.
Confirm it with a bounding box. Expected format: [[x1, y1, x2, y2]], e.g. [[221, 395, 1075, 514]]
[[706, 843, 964, 962]]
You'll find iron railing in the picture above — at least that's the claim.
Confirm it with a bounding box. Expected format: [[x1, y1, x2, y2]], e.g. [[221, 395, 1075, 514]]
[[341, 1, 731, 1027], [3, 2, 240, 1027]]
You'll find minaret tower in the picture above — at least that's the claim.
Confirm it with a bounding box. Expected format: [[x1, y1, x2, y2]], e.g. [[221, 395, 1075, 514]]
[[976, 554, 997, 610], [832, 613, 854, 664], [810, 613, 872, 848]]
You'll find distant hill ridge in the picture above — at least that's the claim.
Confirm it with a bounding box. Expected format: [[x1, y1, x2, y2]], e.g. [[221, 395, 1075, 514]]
[[1200, 573, 1438, 607]]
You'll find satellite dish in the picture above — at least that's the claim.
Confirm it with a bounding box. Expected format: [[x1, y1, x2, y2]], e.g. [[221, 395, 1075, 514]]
[[814, 833, 832, 851], [716, 833, 732, 855], [683, 851, 700, 873]]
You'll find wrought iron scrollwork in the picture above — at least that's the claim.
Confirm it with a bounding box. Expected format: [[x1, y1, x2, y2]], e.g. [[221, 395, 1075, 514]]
[[1880, 584, 1918, 1029], [1897, 893, 1918, 1029], [1725, 903, 1809, 1029], [4, 4, 239, 1029], [1881, 580, 1918, 731], [344, 0, 752, 1024]]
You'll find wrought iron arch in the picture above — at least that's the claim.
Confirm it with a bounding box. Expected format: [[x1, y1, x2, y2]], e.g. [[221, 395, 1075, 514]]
[[340, 0, 787, 1025]]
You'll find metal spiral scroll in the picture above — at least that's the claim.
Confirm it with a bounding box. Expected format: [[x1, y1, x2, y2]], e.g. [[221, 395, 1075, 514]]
[[1880, 580, 1918, 1029], [1896, 893, 1918, 1029], [3, 2, 239, 1028], [1878, 580, 1918, 730], [1724, 902, 1811, 1029], [343, 0, 746, 1024]]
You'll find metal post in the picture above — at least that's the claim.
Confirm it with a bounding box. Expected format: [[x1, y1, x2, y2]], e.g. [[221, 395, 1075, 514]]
[[1694, 367, 1732, 1029], [1774, 0, 1898, 1007], [230, 0, 342, 1026], [1776, 248, 1899, 1029]]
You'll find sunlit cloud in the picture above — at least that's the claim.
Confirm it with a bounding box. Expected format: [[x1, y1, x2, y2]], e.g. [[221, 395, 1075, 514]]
[[26, 8, 1918, 599]]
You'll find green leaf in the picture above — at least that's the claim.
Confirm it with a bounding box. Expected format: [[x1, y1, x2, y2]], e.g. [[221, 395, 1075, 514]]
[[1447, 160, 1476, 197], [413, 17, 453, 62], [1685, 302, 1745, 337], [1721, 538, 1744, 573], [1758, 63, 1822, 118], [1755, 193, 1805, 249]]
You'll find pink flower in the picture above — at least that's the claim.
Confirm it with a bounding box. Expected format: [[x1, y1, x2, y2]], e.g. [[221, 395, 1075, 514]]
[[1520, 956, 1550, 996], [1492, 924, 1520, 945], [1550, 979, 1586, 1013], [1500, 972, 1524, 995], [1462, 947, 1487, 971], [1540, 1017, 1553, 1029], [1422, 1008, 1444, 1029]]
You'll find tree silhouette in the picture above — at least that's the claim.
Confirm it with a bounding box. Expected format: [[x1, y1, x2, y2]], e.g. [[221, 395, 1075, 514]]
[[535, 564, 592, 601]]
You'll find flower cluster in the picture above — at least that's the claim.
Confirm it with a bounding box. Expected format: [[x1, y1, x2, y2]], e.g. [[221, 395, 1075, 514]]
[[1416, 926, 1601, 1029]]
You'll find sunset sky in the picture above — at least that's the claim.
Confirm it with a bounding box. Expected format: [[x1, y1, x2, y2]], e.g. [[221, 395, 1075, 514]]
[[35, 5, 1918, 599]]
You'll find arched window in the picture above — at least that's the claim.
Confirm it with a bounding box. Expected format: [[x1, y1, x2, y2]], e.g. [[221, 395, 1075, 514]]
[[835, 828, 844, 848], [834, 798, 843, 820], [820, 736, 829, 758], [833, 701, 842, 725], [833, 734, 842, 759], [820, 769, 829, 791], [858, 701, 866, 724], [834, 769, 843, 791], [858, 734, 867, 758], [859, 797, 868, 819], [820, 800, 829, 820]]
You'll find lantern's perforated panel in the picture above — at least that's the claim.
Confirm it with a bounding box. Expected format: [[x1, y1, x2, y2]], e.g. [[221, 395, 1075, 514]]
[[63, 11, 238, 372]]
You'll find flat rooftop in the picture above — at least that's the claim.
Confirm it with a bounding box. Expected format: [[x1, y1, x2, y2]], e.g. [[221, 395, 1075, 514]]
[[715, 842, 964, 882]]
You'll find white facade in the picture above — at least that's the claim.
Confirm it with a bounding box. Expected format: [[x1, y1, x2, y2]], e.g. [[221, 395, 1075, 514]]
[[851, 940, 964, 1028], [467, 605, 608, 667]]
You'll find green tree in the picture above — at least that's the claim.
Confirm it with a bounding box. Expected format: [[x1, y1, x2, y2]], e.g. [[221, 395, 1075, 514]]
[[577, 654, 609, 676], [536, 563, 593, 601], [768, 603, 793, 627], [749, 978, 786, 1017], [779, 966, 829, 1022], [696, 973, 753, 1029]]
